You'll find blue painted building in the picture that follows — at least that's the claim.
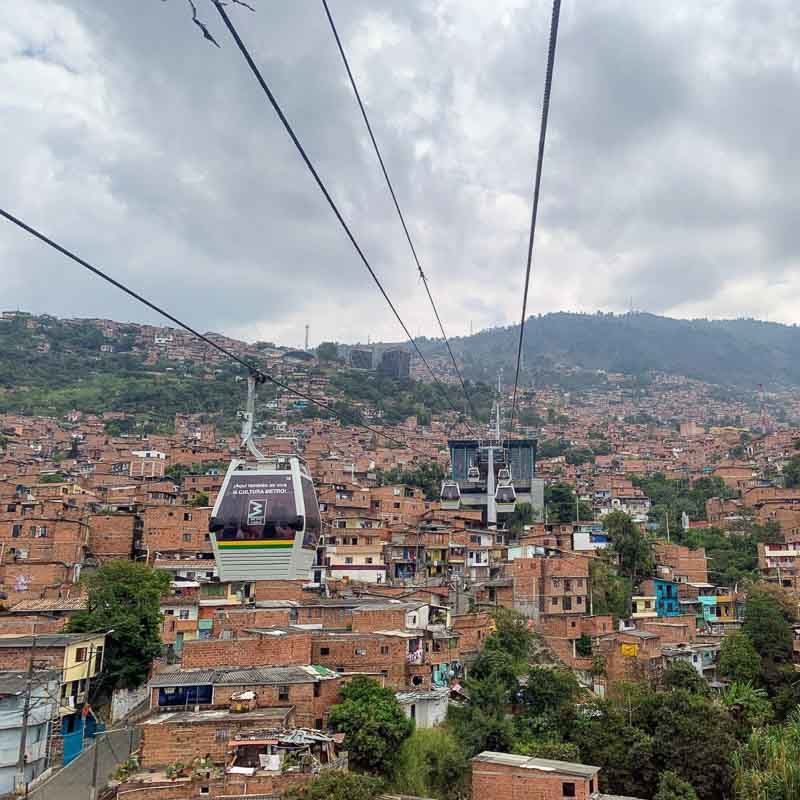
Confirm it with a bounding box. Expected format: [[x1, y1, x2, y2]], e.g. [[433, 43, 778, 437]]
[[654, 579, 681, 617]]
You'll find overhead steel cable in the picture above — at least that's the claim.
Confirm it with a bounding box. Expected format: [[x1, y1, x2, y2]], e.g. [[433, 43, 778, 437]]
[[321, 0, 480, 425], [507, 0, 562, 438], [0, 207, 428, 456], [209, 0, 476, 437]]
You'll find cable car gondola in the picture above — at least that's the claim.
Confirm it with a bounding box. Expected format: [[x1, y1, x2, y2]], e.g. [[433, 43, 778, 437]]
[[495, 466, 517, 514], [208, 375, 321, 582], [467, 464, 480, 482], [440, 480, 461, 511]]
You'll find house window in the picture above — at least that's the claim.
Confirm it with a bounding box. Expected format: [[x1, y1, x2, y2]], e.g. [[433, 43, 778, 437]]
[[315, 718, 323, 729], [551, 597, 558, 606], [313, 683, 321, 698], [75, 647, 88, 663], [562, 782, 576, 798], [12, 524, 21, 537], [278, 686, 290, 701], [590, 778, 595, 793], [6, 504, 15, 512], [380, 645, 389, 655], [393, 502, 401, 510], [179, 609, 190, 620], [355, 648, 367, 656], [345, 557, 353, 565], [183, 533, 192, 542], [204, 534, 210, 542], [563, 597, 572, 611], [184, 512, 192, 521], [366, 557, 373, 564], [350, 537, 358, 545], [320, 647, 330, 656]]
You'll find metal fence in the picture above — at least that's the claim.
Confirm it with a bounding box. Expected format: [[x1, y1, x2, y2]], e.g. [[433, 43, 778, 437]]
[[24, 727, 140, 800]]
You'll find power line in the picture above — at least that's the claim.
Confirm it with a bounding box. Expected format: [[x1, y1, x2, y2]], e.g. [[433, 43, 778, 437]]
[[209, 0, 475, 436], [320, 0, 480, 426], [0, 208, 428, 455], [508, 0, 562, 437]]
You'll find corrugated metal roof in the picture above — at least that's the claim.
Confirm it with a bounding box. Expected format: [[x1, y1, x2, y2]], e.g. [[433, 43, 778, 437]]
[[149, 665, 326, 689], [8, 597, 87, 613], [149, 669, 215, 687], [471, 752, 600, 778], [0, 632, 107, 648]]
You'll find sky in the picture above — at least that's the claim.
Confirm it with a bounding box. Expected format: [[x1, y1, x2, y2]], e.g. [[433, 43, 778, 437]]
[[2, 0, 800, 349]]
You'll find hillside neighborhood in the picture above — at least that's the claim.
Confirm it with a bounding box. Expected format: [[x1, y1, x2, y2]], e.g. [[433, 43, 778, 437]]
[[0, 313, 799, 799]]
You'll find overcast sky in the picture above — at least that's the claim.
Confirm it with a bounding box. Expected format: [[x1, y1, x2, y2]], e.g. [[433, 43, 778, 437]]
[[2, 0, 799, 348]]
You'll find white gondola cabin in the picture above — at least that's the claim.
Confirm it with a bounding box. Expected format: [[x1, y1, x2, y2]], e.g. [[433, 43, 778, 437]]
[[440, 480, 461, 510], [209, 455, 321, 582]]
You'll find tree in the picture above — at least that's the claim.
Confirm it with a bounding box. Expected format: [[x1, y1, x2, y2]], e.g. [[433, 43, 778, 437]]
[[632, 688, 737, 800], [783, 454, 800, 488], [316, 341, 339, 362], [328, 677, 413, 775], [603, 511, 654, 585], [391, 728, 468, 800], [720, 682, 773, 740], [488, 607, 533, 657], [718, 632, 761, 685], [654, 771, 699, 800], [661, 662, 707, 695], [570, 700, 657, 799], [742, 586, 793, 671], [545, 482, 591, 522], [284, 771, 384, 800], [66, 561, 171, 692], [590, 555, 631, 620]]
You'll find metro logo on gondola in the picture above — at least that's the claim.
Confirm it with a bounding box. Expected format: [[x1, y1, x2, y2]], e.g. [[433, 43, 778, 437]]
[[247, 499, 267, 526]]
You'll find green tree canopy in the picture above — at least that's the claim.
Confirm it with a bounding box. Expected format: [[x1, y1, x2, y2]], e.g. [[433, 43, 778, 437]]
[[743, 585, 793, 671], [284, 771, 384, 800], [654, 770, 699, 800], [718, 631, 761, 685], [316, 341, 339, 362], [328, 677, 413, 775], [66, 560, 170, 691], [603, 511, 654, 585], [391, 728, 468, 800], [661, 661, 708, 695]]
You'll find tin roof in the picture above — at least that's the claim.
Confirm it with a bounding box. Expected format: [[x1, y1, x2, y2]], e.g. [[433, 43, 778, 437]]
[[471, 752, 600, 778]]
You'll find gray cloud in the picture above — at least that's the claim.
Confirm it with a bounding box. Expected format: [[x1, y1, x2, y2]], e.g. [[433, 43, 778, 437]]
[[1, 0, 799, 351]]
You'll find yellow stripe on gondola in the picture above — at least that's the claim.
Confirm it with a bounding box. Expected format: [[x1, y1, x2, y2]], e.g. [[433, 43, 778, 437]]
[[216, 539, 294, 549]]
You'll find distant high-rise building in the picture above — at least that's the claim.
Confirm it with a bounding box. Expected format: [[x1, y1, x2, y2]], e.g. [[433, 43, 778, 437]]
[[378, 348, 411, 379], [350, 348, 374, 370]]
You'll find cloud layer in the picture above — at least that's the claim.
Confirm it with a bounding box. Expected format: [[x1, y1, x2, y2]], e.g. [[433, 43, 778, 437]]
[[2, 0, 799, 348]]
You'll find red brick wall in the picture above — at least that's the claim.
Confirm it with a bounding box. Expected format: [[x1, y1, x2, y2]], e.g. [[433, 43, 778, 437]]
[[181, 632, 312, 668], [452, 611, 492, 654], [87, 513, 136, 560], [140, 715, 293, 767], [296, 605, 352, 628], [0, 615, 67, 635], [0, 645, 64, 670], [471, 761, 597, 800], [254, 580, 314, 602], [140, 506, 212, 553], [312, 634, 406, 688], [213, 608, 293, 637], [351, 607, 407, 633]]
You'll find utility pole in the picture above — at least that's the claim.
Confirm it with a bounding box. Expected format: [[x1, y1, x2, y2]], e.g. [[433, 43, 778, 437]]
[[665, 511, 670, 543], [15, 634, 36, 795], [88, 729, 101, 800]]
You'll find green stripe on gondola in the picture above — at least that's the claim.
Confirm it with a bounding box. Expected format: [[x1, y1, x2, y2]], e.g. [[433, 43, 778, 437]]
[[216, 541, 294, 550]]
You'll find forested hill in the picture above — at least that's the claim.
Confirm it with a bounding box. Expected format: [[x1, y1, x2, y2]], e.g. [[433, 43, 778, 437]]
[[418, 313, 800, 389]]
